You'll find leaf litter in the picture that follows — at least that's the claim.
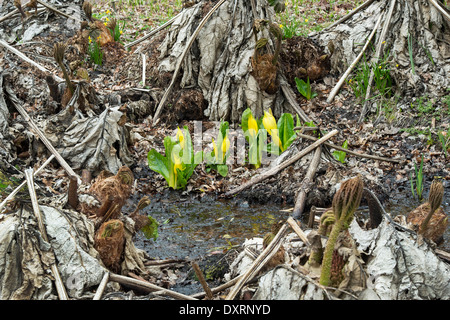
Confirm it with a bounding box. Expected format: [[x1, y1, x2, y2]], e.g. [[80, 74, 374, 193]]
[[0, 0, 448, 300]]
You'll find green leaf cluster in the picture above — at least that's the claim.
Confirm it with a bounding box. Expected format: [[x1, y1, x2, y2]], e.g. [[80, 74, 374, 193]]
[[241, 108, 297, 167], [205, 121, 230, 177], [241, 108, 265, 169], [147, 126, 202, 190]]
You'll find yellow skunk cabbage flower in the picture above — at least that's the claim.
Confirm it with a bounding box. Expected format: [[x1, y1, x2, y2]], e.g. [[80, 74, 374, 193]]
[[263, 109, 284, 152], [262, 109, 277, 136], [173, 153, 183, 175], [248, 114, 258, 138], [212, 134, 230, 163], [176, 127, 185, 149], [222, 134, 230, 155]]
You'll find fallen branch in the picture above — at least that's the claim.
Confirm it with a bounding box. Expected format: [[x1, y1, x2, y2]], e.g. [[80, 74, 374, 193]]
[[428, 0, 450, 22], [141, 53, 146, 87], [8, 88, 80, 181], [435, 249, 450, 262], [124, 13, 180, 49], [323, 0, 377, 31], [191, 261, 214, 300], [286, 217, 311, 246], [93, 271, 110, 300], [224, 129, 338, 197], [144, 258, 185, 266], [0, 154, 55, 214], [0, 39, 63, 82], [292, 146, 322, 219], [24, 168, 69, 300], [225, 222, 289, 300], [0, 5, 46, 23], [326, 14, 383, 103], [190, 274, 244, 299], [295, 132, 403, 163], [36, 0, 82, 22], [109, 273, 197, 300], [359, 0, 397, 123], [152, 0, 228, 124]]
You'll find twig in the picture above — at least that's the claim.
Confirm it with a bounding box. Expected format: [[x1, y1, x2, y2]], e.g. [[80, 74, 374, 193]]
[[435, 249, 450, 262], [0, 0, 35, 22], [323, 0, 377, 31], [8, 88, 80, 181], [191, 261, 214, 300], [152, 0, 229, 124], [93, 271, 110, 300], [286, 217, 311, 246], [124, 13, 180, 49], [428, 0, 450, 22], [292, 146, 322, 219], [224, 129, 338, 197], [326, 14, 383, 103], [296, 132, 403, 163], [24, 169, 68, 300], [225, 222, 289, 300], [141, 53, 146, 87], [359, 0, 397, 123], [190, 274, 243, 299], [0, 155, 55, 213], [36, 0, 82, 22], [0, 39, 63, 82], [109, 273, 197, 300], [144, 258, 185, 266]]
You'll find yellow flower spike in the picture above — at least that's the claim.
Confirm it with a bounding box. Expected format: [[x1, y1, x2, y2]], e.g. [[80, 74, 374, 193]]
[[247, 114, 258, 138], [104, 22, 107, 26], [222, 134, 230, 155], [172, 153, 183, 175], [106, 17, 109, 21], [106, 10, 110, 14], [279, 24, 283, 28], [262, 108, 277, 136], [305, 19, 308, 23], [176, 127, 185, 149], [88, 36, 92, 43], [120, 30, 123, 34]]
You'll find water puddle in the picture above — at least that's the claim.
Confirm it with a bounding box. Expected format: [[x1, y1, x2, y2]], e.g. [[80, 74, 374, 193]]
[[127, 189, 449, 261], [127, 192, 291, 260]]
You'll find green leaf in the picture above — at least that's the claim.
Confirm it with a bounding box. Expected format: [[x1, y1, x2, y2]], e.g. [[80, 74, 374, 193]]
[[141, 216, 159, 241], [295, 77, 317, 100], [277, 113, 296, 151], [332, 140, 348, 164], [217, 164, 228, 177], [219, 121, 229, 140], [147, 149, 169, 181]]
